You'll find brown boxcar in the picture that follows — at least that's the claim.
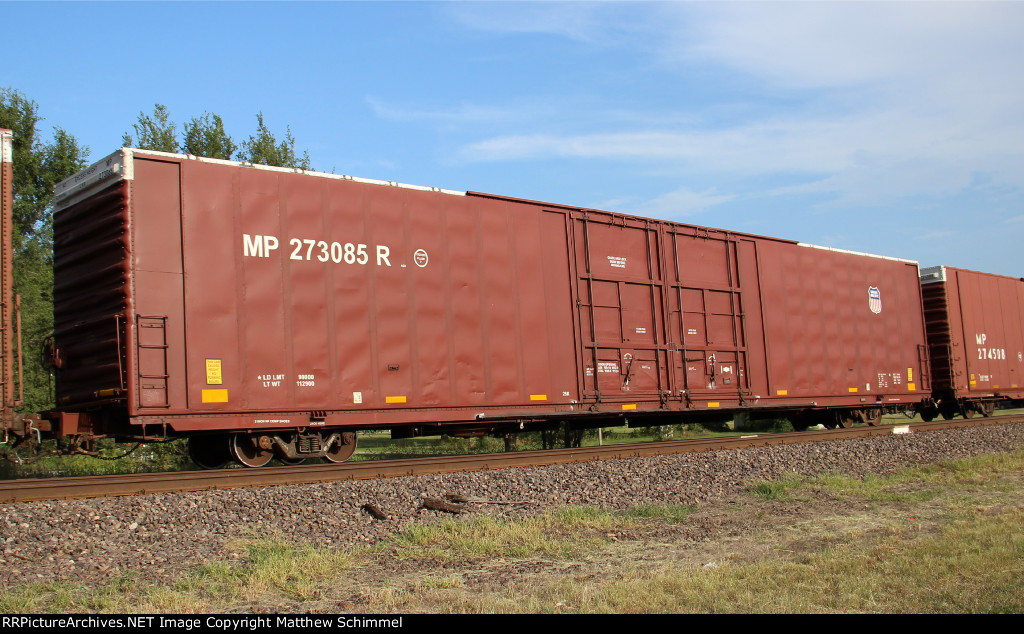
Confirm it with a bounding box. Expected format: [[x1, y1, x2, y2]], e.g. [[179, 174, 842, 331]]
[[46, 149, 932, 465], [920, 265, 1024, 418]]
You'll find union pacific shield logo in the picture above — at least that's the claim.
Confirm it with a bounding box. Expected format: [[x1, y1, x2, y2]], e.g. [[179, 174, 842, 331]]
[[868, 286, 882, 314]]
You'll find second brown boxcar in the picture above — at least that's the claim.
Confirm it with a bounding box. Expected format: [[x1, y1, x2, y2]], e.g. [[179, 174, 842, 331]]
[[44, 149, 932, 466], [920, 265, 1024, 419]]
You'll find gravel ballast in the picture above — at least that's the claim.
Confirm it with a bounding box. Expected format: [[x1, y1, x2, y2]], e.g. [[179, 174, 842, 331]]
[[2, 423, 1022, 587]]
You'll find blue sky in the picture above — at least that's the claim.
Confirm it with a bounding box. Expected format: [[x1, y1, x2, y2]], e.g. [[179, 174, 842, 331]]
[[4, 1, 1022, 276]]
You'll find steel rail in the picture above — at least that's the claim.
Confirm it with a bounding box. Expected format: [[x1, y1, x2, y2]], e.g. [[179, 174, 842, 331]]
[[1, 415, 1020, 504]]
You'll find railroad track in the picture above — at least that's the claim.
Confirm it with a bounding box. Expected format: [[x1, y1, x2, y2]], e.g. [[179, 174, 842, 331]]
[[1, 414, 1020, 504]]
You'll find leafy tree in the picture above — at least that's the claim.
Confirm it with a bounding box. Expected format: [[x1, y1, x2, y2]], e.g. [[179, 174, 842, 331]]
[[122, 103, 179, 153], [183, 112, 237, 160], [0, 88, 88, 412], [237, 112, 311, 170], [1, 89, 48, 246], [122, 106, 312, 167]]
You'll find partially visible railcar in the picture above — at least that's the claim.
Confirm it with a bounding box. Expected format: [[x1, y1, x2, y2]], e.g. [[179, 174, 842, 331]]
[[0, 129, 18, 434], [920, 266, 1024, 418], [34, 148, 933, 466]]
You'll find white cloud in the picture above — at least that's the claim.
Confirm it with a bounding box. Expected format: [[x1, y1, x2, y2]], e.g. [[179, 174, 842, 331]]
[[458, 118, 861, 170], [915, 230, 955, 241], [459, 109, 1024, 185], [445, 2, 629, 44], [626, 186, 736, 219], [672, 3, 1024, 90], [446, 3, 1024, 209], [366, 97, 542, 125], [379, 1, 1021, 223]]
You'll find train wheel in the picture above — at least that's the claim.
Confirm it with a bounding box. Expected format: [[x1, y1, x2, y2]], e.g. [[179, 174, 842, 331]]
[[189, 435, 231, 470], [325, 432, 358, 463], [920, 409, 936, 422], [832, 411, 857, 429], [862, 408, 883, 427], [230, 433, 274, 468]]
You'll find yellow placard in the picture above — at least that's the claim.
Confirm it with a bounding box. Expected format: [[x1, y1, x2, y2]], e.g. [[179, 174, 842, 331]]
[[908, 383, 916, 391], [622, 403, 637, 410], [776, 389, 788, 396], [205, 359, 223, 385], [708, 402, 720, 408], [385, 395, 407, 404], [202, 389, 229, 403], [848, 387, 859, 393], [530, 394, 548, 401]]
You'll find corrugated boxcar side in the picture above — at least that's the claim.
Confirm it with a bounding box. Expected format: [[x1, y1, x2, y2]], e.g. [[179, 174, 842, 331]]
[[164, 158, 577, 430], [755, 242, 928, 405], [562, 207, 928, 411], [52, 173, 132, 407], [922, 266, 1024, 399]]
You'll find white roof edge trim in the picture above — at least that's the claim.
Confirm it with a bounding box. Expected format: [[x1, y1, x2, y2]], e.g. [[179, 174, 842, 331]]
[[1, 129, 12, 163], [919, 265, 947, 284], [132, 148, 467, 196], [53, 149, 133, 212], [796, 242, 918, 265]]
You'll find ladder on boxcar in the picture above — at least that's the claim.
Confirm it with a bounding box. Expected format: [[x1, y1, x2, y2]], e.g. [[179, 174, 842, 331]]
[[136, 315, 170, 408]]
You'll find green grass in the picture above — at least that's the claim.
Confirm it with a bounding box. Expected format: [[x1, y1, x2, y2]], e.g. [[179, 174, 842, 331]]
[[748, 475, 805, 500], [0, 439, 193, 479], [0, 535, 357, 614], [493, 505, 1023, 613], [388, 507, 621, 562], [627, 503, 694, 522]]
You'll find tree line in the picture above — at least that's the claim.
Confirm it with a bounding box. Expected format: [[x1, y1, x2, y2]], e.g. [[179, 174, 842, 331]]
[[122, 103, 311, 170], [0, 87, 314, 410]]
